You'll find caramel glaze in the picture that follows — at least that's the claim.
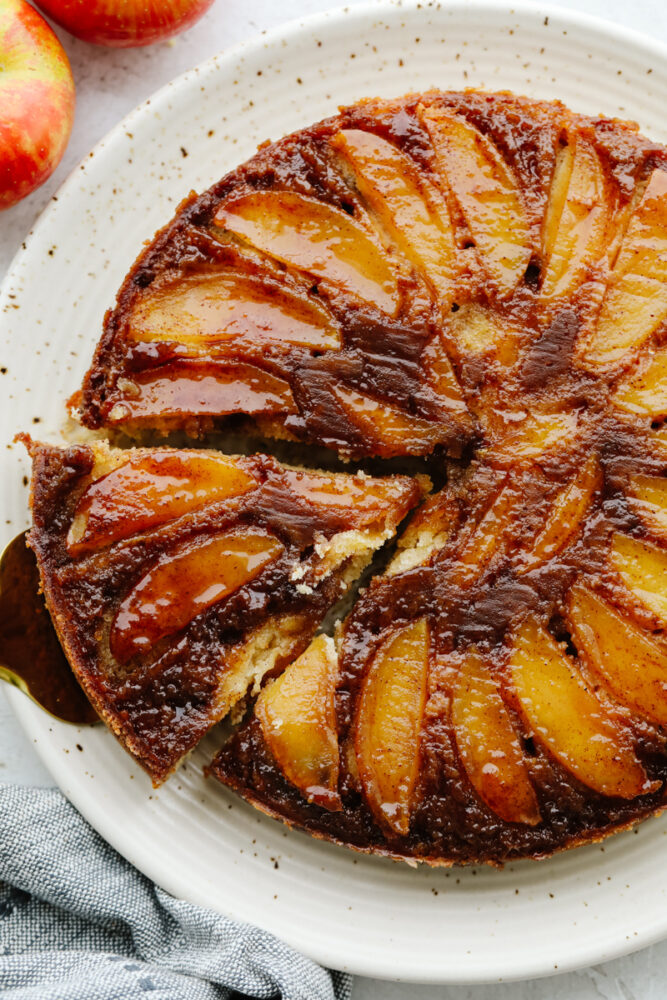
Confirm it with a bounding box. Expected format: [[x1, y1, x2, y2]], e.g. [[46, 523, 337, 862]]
[[81, 90, 660, 456], [0, 531, 97, 726], [28, 442, 421, 782], [80, 90, 666, 460], [207, 89, 667, 860]]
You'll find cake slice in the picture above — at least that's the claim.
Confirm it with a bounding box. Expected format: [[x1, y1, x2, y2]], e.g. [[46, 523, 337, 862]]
[[24, 438, 425, 783]]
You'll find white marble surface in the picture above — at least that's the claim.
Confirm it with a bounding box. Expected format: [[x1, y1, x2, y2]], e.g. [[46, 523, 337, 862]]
[[2, 0, 667, 994]]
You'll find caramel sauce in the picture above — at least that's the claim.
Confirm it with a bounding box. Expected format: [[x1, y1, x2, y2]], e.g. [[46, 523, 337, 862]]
[[68, 451, 257, 555], [110, 528, 284, 662], [0, 532, 97, 725], [105, 361, 297, 426]]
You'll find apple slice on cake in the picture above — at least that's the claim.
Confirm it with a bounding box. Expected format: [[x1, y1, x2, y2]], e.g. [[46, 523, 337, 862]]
[[255, 634, 342, 811], [354, 618, 430, 835], [214, 190, 401, 315], [451, 649, 541, 825], [609, 532, 667, 626], [539, 134, 613, 308], [579, 169, 667, 369], [420, 105, 533, 297], [568, 583, 667, 728], [330, 128, 457, 301], [508, 616, 652, 798]]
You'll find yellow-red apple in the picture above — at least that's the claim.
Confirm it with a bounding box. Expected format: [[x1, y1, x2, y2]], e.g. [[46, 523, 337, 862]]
[[34, 0, 215, 47], [0, 0, 75, 209]]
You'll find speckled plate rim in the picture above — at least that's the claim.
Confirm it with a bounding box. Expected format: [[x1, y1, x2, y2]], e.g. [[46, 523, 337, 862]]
[[5, 0, 667, 983]]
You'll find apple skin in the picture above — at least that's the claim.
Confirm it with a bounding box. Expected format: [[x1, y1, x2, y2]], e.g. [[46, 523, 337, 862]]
[[34, 0, 216, 47], [0, 0, 75, 210]]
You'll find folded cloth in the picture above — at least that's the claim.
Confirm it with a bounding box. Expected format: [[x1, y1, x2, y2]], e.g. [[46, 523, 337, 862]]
[[0, 784, 352, 1000]]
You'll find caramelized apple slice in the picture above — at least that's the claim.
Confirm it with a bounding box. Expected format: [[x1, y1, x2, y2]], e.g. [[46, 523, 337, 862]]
[[421, 106, 532, 296], [111, 528, 284, 662], [610, 532, 667, 625], [331, 129, 456, 299], [613, 345, 667, 418], [355, 618, 429, 834], [333, 384, 448, 457], [627, 474, 667, 540], [68, 451, 257, 555], [541, 136, 612, 304], [256, 634, 341, 809], [281, 467, 419, 530], [214, 191, 399, 314], [105, 362, 296, 425], [568, 583, 667, 728], [581, 169, 667, 367], [455, 478, 519, 584], [452, 650, 541, 825], [540, 142, 574, 271], [420, 333, 470, 417], [127, 270, 341, 352], [509, 616, 650, 798], [519, 454, 602, 573]]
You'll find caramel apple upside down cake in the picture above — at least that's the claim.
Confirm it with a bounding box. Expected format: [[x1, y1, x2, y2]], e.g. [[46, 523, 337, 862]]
[[24, 89, 667, 865]]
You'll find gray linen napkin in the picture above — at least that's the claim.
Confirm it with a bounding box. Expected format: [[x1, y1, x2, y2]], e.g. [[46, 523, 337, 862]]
[[0, 784, 352, 1000]]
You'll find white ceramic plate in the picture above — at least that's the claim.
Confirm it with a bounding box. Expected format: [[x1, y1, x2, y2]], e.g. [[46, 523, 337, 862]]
[[3, 0, 667, 983]]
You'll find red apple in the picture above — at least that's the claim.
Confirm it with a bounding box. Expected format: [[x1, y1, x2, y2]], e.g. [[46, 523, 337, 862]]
[[34, 0, 216, 47], [0, 0, 75, 210]]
